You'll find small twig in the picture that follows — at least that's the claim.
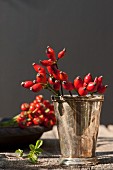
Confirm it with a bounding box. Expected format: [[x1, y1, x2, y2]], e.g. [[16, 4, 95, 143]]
[[55, 63, 64, 96], [69, 91, 73, 96]]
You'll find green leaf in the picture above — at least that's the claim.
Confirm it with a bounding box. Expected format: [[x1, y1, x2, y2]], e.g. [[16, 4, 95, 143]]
[[35, 140, 43, 149], [29, 144, 35, 151], [15, 149, 23, 157], [28, 150, 34, 156], [28, 153, 37, 163], [35, 148, 43, 154]]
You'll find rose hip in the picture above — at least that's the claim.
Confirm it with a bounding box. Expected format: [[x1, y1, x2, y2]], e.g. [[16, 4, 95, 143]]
[[47, 65, 60, 79], [21, 81, 34, 88], [78, 87, 88, 96], [59, 71, 68, 81], [62, 81, 74, 91], [87, 82, 97, 92], [53, 80, 61, 91], [32, 63, 46, 74], [98, 76, 103, 86], [48, 77, 56, 84], [36, 73, 47, 84], [84, 73, 93, 84], [58, 48, 66, 59], [46, 46, 56, 61], [30, 83, 43, 92], [74, 76, 83, 90], [40, 59, 54, 66], [97, 85, 108, 94]]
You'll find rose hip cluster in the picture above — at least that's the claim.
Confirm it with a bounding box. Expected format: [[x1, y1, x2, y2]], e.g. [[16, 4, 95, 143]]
[[74, 73, 108, 96], [21, 46, 108, 96], [16, 95, 56, 128]]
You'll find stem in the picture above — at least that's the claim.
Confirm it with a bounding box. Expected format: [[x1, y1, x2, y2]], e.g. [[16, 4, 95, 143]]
[[0, 117, 17, 127], [55, 63, 64, 96], [90, 92, 94, 97], [74, 89, 80, 96], [60, 81, 63, 96], [69, 91, 73, 96], [47, 86, 59, 96]]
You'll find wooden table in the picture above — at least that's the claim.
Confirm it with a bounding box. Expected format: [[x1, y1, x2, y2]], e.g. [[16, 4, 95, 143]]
[[0, 125, 113, 170]]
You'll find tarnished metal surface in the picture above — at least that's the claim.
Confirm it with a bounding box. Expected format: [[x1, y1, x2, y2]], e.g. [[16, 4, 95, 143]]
[[52, 95, 104, 165]]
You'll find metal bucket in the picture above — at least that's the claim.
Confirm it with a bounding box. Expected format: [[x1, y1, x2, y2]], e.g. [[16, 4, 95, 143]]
[[51, 94, 104, 166]]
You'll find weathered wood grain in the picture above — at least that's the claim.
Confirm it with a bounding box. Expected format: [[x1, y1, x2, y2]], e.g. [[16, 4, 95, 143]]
[[0, 125, 113, 169]]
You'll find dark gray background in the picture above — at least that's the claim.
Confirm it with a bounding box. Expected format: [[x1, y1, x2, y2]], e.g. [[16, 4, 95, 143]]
[[0, 0, 113, 125]]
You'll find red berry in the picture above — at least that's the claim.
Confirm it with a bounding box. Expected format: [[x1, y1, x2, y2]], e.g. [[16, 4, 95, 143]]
[[28, 113, 33, 119], [43, 117, 49, 127], [21, 81, 34, 88], [40, 59, 54, 66], [46, 110, 55, 118], [20, 111, 28, 117], [26, 121, 32, 127], [53, 80, 61, 91], [16, 116, 25, 123], [39, 114, 45, 122], [48, 77, 56, 84], [87, 82, 97, 92], [78, 87, 88, 96], [98, 76, 103, 86], [43, 100, 51, 108], [37, 109, 43, 116], [30, 83, 43, 92], [47, 65, 60, 80], [74, 76, 83, 90], [84, 73, 93, 84], [18, 122, 26, 129], [30, 102, 36, 107], [33, 99, 38, 104], [32, 63, 46, 74], [62, 81, 74, 91], [59, 71, 68, 81], [29, 105, 36, 112], [33, 117, 42, 125], [94, 77, 98, 84], [97, 85, 108, 94], [21, 103, 29, 111], [83, 82, 87, 87], [46, 46, 56, 61], [36, 73, 47, 84], [48, 104, 54, 111], [49, 119, 56, 126], [35, 103, 43, 110], [58, 48, 66, 59], [35, 95, 44, 103]]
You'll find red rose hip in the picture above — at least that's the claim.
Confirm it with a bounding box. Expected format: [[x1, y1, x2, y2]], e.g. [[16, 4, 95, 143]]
[[78, 87, 88, 96], [74, 76, 83, 90], [84, 73, 93, 84]]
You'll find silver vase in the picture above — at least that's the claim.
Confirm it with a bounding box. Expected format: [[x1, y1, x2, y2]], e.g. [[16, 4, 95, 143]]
[[51, 94, 104, 166]]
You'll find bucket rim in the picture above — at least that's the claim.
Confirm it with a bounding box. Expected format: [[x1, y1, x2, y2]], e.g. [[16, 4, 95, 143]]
[[51, 94, 104, 102]]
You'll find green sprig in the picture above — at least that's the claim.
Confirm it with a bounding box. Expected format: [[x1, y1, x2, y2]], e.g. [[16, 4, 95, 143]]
[[15, 139, 43, 164]]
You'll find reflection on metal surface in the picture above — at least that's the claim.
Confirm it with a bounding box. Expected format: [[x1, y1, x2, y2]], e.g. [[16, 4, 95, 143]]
[[52, 95, 104, 166]]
